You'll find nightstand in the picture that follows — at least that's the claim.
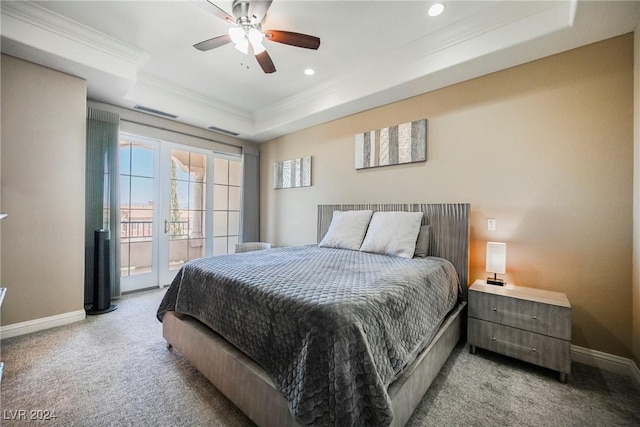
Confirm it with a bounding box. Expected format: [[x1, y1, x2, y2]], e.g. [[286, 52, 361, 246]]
[[468, 280, 572, 382]]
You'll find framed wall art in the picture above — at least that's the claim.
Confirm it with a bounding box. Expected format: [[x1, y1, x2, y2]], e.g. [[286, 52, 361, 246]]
[[273, 156, 312, 189], [355, 119, 427, 170]]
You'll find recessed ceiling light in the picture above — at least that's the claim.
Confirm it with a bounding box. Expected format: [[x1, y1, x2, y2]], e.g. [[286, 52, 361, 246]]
[[428, 3, 445, 17], [304, 68, 316, 76]]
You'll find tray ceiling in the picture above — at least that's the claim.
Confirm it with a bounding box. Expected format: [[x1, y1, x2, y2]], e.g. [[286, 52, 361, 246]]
[[1, 1, 638, 142]]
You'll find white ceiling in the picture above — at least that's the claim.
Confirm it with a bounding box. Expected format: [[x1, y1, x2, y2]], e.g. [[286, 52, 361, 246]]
[[1, 1, 639, 142]]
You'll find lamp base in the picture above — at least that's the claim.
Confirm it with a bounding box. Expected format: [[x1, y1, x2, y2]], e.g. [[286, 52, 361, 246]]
[[486, 277, 505, 286]]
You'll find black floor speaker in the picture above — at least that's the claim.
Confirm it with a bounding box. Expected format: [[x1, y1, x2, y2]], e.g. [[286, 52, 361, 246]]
[[86, 229, 117, 315]]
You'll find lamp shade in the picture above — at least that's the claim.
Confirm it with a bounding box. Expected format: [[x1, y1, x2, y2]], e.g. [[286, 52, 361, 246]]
[[486, 242, 507, 274]]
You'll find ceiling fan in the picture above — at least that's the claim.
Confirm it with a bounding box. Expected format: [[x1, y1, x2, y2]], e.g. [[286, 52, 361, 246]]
[[194, 0, 321, 74]]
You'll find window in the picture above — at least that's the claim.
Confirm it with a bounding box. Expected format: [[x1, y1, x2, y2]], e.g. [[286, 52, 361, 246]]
[[213, 156, 242, 255], [168, 149, 207, 267], [119, 136, 156, 277]]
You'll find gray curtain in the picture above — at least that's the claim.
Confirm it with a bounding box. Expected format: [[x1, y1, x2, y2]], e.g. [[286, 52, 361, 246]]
[[85, 107, 121, 304], [239, 147, 260, 243]]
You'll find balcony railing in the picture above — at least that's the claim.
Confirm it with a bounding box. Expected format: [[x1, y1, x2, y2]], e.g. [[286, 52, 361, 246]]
[[121, 220, 188, 238]]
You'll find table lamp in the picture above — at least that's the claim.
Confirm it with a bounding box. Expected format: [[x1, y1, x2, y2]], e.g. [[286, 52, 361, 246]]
[[486, 241, 507, 286]]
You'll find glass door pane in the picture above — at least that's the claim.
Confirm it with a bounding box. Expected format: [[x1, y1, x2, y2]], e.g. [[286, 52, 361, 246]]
[[167, 149, 208, 273], [119, 135, 159, 292], [213, 156, 242, 255]]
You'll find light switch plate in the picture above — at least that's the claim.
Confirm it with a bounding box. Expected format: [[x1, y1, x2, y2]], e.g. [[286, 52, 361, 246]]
[[487, 218, 496, 231]]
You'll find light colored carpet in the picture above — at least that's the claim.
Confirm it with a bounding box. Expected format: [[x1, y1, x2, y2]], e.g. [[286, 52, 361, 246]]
[[1, 288, 638, 426]]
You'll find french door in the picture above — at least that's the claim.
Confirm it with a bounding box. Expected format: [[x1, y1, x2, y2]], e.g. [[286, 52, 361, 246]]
[[119, 133, 241, 292], [158, 143, 214, 286]]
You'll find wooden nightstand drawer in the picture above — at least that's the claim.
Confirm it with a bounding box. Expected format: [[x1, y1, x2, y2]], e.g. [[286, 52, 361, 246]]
[[469, 289, 571, 340], [468, 318, 571, 374], [468, 280, 572, 382]]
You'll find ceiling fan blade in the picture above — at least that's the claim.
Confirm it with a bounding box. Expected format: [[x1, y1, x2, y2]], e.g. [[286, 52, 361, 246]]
[[199, 0, 235, 24], [249, 0, 273, 24], [264, 30, 320, 50], [255, 50, 276, 74], [194, 34, 232, 51]]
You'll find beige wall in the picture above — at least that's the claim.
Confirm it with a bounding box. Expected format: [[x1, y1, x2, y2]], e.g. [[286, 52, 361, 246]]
[[633, 28, 640, 367], [260, 34, 634, 358], [1, 55, 87, 325]]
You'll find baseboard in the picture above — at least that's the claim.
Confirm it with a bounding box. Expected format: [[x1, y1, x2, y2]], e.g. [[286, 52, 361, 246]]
[[2, 314, 638, 389], [572, 345, 640, 389], [0, 309, 86, 339]]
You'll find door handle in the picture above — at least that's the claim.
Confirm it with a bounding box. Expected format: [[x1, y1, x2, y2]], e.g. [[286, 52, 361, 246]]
[[164, 220, 169, 234]]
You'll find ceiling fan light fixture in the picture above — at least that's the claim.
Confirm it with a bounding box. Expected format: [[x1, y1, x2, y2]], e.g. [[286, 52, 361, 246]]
[[248, 27, 266, 54], [195, 0, 321, 74], [228, 26, 246, 45], [235, 38, 249, 54], [248, 28, 263, 43], [250, 40, 266, 54]]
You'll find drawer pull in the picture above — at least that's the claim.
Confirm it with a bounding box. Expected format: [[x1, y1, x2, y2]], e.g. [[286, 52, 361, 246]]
[[486, 336, 541, 354], [488, 308, 542, 323]]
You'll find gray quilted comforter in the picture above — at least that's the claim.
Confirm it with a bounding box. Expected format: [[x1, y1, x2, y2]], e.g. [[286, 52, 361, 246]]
[[157, 245, 459, 426]]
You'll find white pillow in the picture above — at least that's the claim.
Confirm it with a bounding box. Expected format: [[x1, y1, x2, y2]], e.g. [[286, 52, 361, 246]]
[[359, 211, 423, 258], [318, 210, 373, 250]]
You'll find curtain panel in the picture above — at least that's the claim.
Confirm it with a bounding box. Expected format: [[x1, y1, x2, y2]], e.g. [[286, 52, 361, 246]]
[[85, 107, 121, 304], [240, 147, 260, 243]]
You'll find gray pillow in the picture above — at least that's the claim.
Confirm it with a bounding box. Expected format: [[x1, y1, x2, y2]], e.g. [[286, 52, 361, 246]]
[[414, 225, 431, 257]]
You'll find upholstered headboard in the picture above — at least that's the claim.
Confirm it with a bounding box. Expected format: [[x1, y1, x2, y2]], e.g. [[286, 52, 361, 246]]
[[317, 203, 470, 301]]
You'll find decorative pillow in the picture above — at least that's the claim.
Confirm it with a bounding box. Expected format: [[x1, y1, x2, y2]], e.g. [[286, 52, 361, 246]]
[[414, 224, 431, 257], [318, 210, 373, 250], [359, 211, 424, 258]]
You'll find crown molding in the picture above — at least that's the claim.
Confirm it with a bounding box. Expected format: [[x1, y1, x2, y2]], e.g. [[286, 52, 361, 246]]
[[4, 0, 634, 143], [1, 1, 146, 81], [1, 1, 144, 63], [125, 75, 253, 136], [251, 1, 573, 138]]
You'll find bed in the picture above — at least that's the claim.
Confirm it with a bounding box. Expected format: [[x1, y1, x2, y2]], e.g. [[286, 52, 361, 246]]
[[158, 203, 469, 426]]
